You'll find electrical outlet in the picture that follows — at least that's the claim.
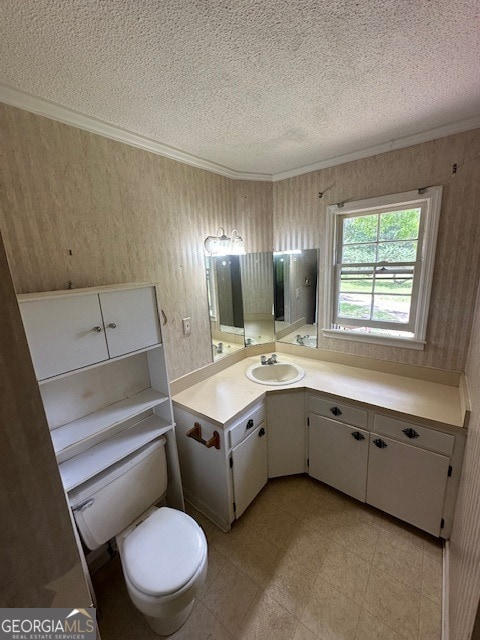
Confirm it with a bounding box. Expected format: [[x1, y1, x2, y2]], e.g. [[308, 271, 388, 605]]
[[182, 317, 191, 335]]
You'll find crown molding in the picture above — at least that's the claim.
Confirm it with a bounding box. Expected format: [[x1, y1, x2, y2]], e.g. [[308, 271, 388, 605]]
[[0, 84, 272, 182], [271, 115, 480, 181], [1, 84, 479, 184]]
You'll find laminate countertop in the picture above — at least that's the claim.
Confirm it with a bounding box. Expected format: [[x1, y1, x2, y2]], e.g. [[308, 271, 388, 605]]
[[172, 353, 467, 431]]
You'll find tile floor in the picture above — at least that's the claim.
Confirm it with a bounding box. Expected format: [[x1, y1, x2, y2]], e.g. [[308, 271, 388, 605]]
[[92, 475, 443, 640]]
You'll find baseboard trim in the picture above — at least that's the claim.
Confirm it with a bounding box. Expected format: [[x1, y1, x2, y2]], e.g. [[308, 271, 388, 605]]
[[443, 540, 450, 640]]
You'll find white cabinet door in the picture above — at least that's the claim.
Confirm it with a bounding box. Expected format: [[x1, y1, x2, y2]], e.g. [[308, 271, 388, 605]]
[[232, 424, 268, 518], [267, 392, 306, 478], [99, 287, 161, 358], [308, 414, 369, 501], [20, 294, 109, 380], [366, 433, 450, 536]]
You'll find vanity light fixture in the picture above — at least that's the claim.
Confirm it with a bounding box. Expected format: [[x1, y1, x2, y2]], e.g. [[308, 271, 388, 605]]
[[230, 230, 246, 255], [204, 228, 246, 256]]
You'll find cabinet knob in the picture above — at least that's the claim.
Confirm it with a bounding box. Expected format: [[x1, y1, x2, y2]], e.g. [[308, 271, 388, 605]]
[[107, 322, 117, 329], [246, 419, 254, 429], [373, 438, 388, 449], [92, 326, 103, 332], [351, 431, 365, 441], [330, 406, 342, 417], [259, 427, 266, 437], [402, 427, 419, 439]]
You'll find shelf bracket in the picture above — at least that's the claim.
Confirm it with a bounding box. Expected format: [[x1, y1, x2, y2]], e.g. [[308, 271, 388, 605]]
[[187, 422, 221, 450]]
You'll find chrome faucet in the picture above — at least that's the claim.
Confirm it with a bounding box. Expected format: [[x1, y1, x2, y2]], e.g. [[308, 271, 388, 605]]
[[213, 342, 223, 354], [260, 354, 277, 365], [296, 334, 310, 346]]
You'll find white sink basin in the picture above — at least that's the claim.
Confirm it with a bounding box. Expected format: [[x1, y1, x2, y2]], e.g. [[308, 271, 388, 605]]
[[246, 362, 306, 385]]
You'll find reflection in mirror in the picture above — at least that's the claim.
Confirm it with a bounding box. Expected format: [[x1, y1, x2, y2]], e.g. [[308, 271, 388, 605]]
[[274, 249, 319, 348], [206, 255, 245, 361], [240, 253, 275, 346], [205, 253, 275, 361]]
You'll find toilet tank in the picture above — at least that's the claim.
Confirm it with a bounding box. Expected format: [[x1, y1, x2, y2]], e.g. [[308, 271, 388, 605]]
[[69, 438, 168, 550]]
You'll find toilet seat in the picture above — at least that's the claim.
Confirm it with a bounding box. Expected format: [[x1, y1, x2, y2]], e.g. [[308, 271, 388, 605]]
[[121, 507, 207, 597]]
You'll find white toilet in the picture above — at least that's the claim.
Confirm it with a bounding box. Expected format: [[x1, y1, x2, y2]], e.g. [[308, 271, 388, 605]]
[[69, 437, 208, 636]]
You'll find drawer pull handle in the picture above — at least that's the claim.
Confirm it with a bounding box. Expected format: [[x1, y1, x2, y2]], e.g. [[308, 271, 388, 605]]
[[402, 427, 419, 439], [187, 422, 221, 450], [107, 322, 117, 329], [330, 406, 342, 417], [246, 419, 255, 429], [259, 427, 266, 437], [373, 438, 388, 449], [351, 431, 365, 441], [74, 498, 94, 512], [92, 326, 103, 332]]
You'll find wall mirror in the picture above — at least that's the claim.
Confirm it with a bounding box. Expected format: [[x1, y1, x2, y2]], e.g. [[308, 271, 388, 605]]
[[274, 249, 319, 348], [240, 252, 275, 347], [205, 253, 275, 361]]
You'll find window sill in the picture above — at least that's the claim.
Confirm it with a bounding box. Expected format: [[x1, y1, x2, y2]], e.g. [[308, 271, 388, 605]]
[[322, 329, 426, 350]]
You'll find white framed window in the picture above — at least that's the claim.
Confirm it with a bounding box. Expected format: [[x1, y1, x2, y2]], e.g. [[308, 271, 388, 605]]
[[323, 187, 442, 349]]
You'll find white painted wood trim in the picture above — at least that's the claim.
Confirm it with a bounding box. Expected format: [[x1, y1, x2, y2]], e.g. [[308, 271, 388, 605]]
[[0, 84, 271, 182], [272, 117, 480, 181], [443, 540, 450, 640], [322, 328, 426, 350], [323, 187, 442, 347], [2, 84, 480, 183]]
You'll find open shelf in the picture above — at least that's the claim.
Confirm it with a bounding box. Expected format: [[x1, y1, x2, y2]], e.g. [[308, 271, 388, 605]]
[[59, 414, 172, 492], [51, 387, 168, 462]]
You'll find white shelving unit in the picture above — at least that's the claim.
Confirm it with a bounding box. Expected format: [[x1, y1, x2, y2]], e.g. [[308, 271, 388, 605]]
[[18, 283, 184, 511], [59, 415, 172, 491], [51, 387, 169, 462]]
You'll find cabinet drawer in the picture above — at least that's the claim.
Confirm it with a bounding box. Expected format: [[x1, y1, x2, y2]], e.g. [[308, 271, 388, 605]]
[[374, 414, 454, 456], [229, 403, 266, 449], [308, 395, 367, 429]]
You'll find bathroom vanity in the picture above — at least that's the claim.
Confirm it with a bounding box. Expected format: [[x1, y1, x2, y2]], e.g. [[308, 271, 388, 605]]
[[173, 354, 467, 538], [18, 284, 183, 520]]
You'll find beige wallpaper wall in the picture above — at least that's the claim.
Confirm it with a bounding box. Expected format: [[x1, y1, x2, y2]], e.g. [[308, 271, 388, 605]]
[[1, 102, 479, 376], [449, 279, 480, 639], [241, 252, 274, 316], [273, 129, 480, 372], [0, 104, 272, 380]]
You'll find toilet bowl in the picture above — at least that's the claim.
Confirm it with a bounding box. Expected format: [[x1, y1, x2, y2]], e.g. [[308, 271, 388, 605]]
[[69, 438, 207, 636], [117, 506, 208, 636]]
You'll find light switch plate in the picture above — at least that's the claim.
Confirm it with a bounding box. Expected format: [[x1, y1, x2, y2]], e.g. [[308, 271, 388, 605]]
[[182, 317, 191, 335]]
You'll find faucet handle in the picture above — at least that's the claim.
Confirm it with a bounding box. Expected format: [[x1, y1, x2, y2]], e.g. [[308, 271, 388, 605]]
[[271, 353, 277, 363], [260, 355, 267, 365]]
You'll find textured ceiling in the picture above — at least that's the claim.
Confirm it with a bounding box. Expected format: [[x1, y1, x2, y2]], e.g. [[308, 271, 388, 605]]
[[1, 0, 479, 176]]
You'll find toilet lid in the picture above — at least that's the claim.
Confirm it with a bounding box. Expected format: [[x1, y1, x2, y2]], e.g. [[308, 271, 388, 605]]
[[122, 507, 206, 597]]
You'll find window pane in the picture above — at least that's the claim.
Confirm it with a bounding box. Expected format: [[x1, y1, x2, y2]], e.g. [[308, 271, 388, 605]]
[[343, 214, 378, 244], [374, 270, 413, 295], [338, 293, 372, 319], [372, 295, 411, 323], [377, 241, 417, 262], [379, 209, 421, 241], [340, 275, 374, 294], [342, 243, 376, 263]]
